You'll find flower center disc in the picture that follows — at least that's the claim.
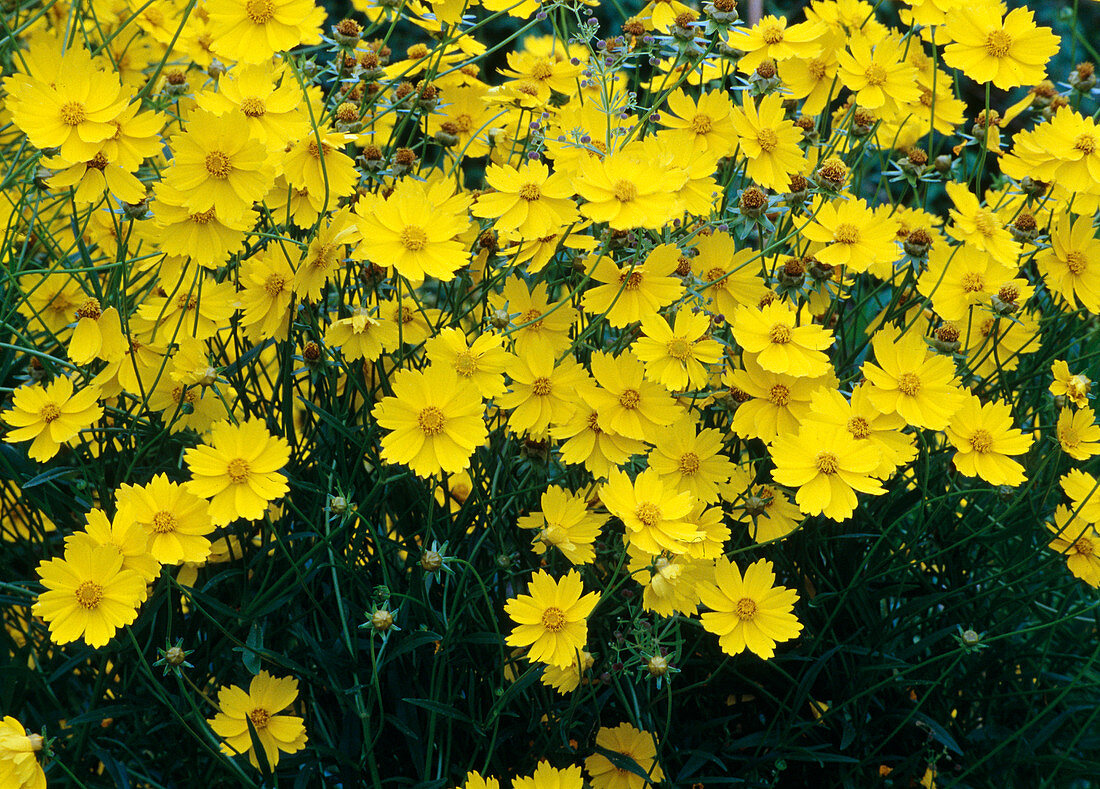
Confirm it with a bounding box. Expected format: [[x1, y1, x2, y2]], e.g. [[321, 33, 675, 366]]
[[75, 580, 104, 609]]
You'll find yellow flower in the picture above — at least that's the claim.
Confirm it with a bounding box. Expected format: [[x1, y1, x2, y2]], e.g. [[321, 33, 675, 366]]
[[238, 246, 297, 342], [68, 299, 126, 366], [151, 183, 252, 265], [729, 93, 808, 192], [584, 351, 682, 441], [861, 325, 964, 431], [584, 723, 664, 789], [373, 366, 488, 478], [730, 15, 824, 73], [836, 34, 920, 114], [292, 208, 358, 301], [657, 88, 738, 156], [628, 549, 705, 617], [208, 0, 325, 64], [691, 231, 768, 318], [733, 301, 833, 377], [1061, 469, 1100, 523], [646, 417, 736, 504], [2, 377, 103, 462], [504, 569, 600, 667], [540, 650, 594, 695], [770, 425, 886, 521], [511, 761, 584, 789], [801, 197, 899, 273], [195, 64, 309, 149], [698, 557, 803, 659], [1057, 407, 1100, 461], [943, 4, 1059, 90], [207, 671, 307, 769], [599, 468, 701, 555], [727, 480, 804, 543], [518, 486, 606, 565], [425, 328, 513, 399], [574, 151, 685, 231], [1050, 360, 1092, 408], [725, 355, 836, 444], [632, 311, 723, 392], [33, 541, 145, 648], [460, 771, 501, 789], [581, 246, 684, 328], [1036, 214, 1100, 314], [472, 160, 578, 239], [492, 276, 578, 359], [917, 244, 1015, 321], [281, 128, 360, 203], [806, 385, 917, 479], [944, 182, 1020, 262], [0, 716, 47, 789], [552, 404, 648, 480], [325, 305, 398, 363], [945, 395, 1032, 487], [1046, 506, 1100, 588], [65, 508, 161, 585], [184, 420, 291, 525], [499, 353, 591, 437], [117, 474, 215, 565]]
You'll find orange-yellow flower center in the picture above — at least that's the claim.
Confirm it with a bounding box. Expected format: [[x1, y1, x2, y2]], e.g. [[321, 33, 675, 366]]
[[264, 273, 286, 297], [864, 63, 887, 86], [960, 271, 985, 293], [540, 606, 566, 632], [453, 351, 478, 376], [635, 502, 661, 527], [1074, 538, 1095, 557], [151, 511, 177, 534], [815, 451, 840, 475], [968, 428, 993, 453], [245, 0, 276, 24], [531, 377, 552, 396], [518, 183, 541, 201], [240, 97, 266, 117], [705, 266, 726, 284], [417, 405, 446, 435], [769, 383, 790, 406], [847, 416, 871, 439], [400, 226, 428, 252], [618, 389, 641, 409], [666, 338, 692, 360], [734, 597, 758, 620], [75, 297, 103, 320], [620, 271, 644, 290], [75, 580, 103, 609], [190, 208, 217, 225], [768, 323, 792, 344], [897, 372, 922, 396], [985, 29, 1012, 58], [59, 101, 87, 126], [226, 458, 250, 483], [1065, 251, 1087, 275], [518, 308, 544, 329], [807, 58, 827, 80], [204, 151, 233, 179], [1074, 134, 1097, 155], [248, 708, 270, 730], [586, 411, 602, 433], [756, 128, 779, 152], [678, 451, 700, 475], [691, 114, 713, 134], [40, 403, 61, 423], [1059, 425, 1080, 449], [972, 211, 998, 238], [834, 222, 860, 244], [613, 179, 638, 202], [530, 61, 554, 81], [761, 24, 783, 45]]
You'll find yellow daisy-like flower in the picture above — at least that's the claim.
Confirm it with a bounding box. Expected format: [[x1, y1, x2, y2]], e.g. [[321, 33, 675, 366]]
[[373, 366, 488, 478], [512, 761, 584, 789], [0, 716, 47, 789], [33, 541, 145, 649], [1057, 406, 1100, 461], [492, 276, 578, 359], [633, 311, 723, 392], [691, 231, 769, 318], [628, 549, 705, 617], [325, 305, 399, 363], [184, 420, 291, 526], [647, 418, 736, 504], [504, 570, 600, 668], [425, 328, 513, 400], [581, 246, 684, 328], [584, 723, 664, 789], [117, 473, 215, 565], [518, 485, 606, 565], [1046, 506, 1100, 588], [943, 4, 1059, 90], [836, 34, 920, 114], [725, 355, 837, 444], [806, 385, 917, 479], [1036, 214, 1100, 314], [65, 508, 160, 585], [944, 182, 1020, 262], [698, 557, 803, 659], [208, 0, 325, 65], [573, 151, 685, 231], [801, 197, 899, 273], [460, 771, 501, 789], [770, 425, 886, 521], [861, 325, 964, 431], [540, 649, 594, 695], [945, 395, 1032, 487], [584, 350, 682, 442], [917, 243, 1015, 322], [552, 404, 648, 480], [472, 160, 578, 239], [207, 671, 307, 769], [730, 15, 824, 73], [1050, 359, 1092, 408], [599, 468, 701, 556], [729, 93, 808, 192], [658, 88, 738, 156], [733, 301, 833, 377], [1, 377, 103, 462]]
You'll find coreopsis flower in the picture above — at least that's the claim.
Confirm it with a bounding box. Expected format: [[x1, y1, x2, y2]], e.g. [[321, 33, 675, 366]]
[[492, 277, 577, 359], [806, 385, 917, 479], [164, 109, 273, 215], [725, 355, 836, 444], [540, 649, 594, 695], [584, 723, 664, 789], [599, 469, 702, 556], [2, 377, 103, 462], [691, 231, 769, 318], [195, 64, 309, 149], [207, 672, 308, 769], [238, 246, 296, 341], [152, 183, 253, 265], [472, 160, 578, 239], [733, 301, 833, 377], [281, 129, 360, 202], [117, 474, 214, 565], [628, 549, 705, 617], [801, 197, 899, 273], [633, 311, 723, 392], [9, 45, 128, 161], [1061, 469, 1100, 523], [499, 354, 591, 437], [836, 35, 920, 114], [68, 299, 126, 365], [208, 0, 325, 64], [325, 306, 398, 362], [184, 419, 291, 525], [133, 277, 239, 342], [770, 425, 886, 521], [584, 351, 682, 442], [65, 508, 160, 585], [518, 486, 606, 565], [944, 182, 1020, 262], [372, 367, 488, 478], [292, 209, 358, 301], [943, 4, 1059, 90], [1057, 407, 1100, 461], [573, 151, 685, 231], [698, 557, 803, 659], [504, 570, 600, 668], [0, 716, 47, 789], [730, 15, 824, 73], [1000, 108, 1100, 198], [553, 405, 648, 479], [1036, 214, 1100, 314], [1050, 360, 1092, 408], [945, 395, 1032, 487], [43, 149, 146, 205], [861, 325, 964, 431], [381, 296, 443, 348], [657, 88, 738, 156], [425, 328, 512, 399], [16, 272, 86, 336], [779, 49, 839, 116], [636, 0, 695, 31], [727, 480, 803, 543], [647, 418, 736, 504], [353, 178, 471, 284], [1047, 506, 1100, 588], [512, 761, 584, 789], [917, 244, 1016, 321], [460, 772, 501, 789], [729, 93, 808, 192], [581, 245, 684, 328], [33, 541, 145, 648]]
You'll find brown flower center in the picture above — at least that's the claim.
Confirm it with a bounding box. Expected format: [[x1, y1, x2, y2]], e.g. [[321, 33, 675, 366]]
[[248, 708, 270, 730], [1065, 251, 1087, 275], [618, 389, 640, 409], [518, 183, 541, 201], [40, 403, 61, 423], [847, 416, 871, 439], [960, 271, 985, 292], [691, 114, 713, 134], [1074, 134, 1097, 155], [666, 338, 692, 360], [531, 377, 552, 396], [226, 458, 250, 483], [769, 384, 790, 406], [834, 223, 860, 245], [453, 351, 478, 376], [678, 451, 700, 475], [245, 0, 275, 23], [75, 298, 103, 320], [768, 323, 792, 344], [540, 606, 566, 631], [1074, 538, 1095, 557], [240, 97, 266, 117], [756, 128, 779, 152], [734, 597, 758, 620], [815, 451, 840, 475], [864, 63, 887, 86]]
